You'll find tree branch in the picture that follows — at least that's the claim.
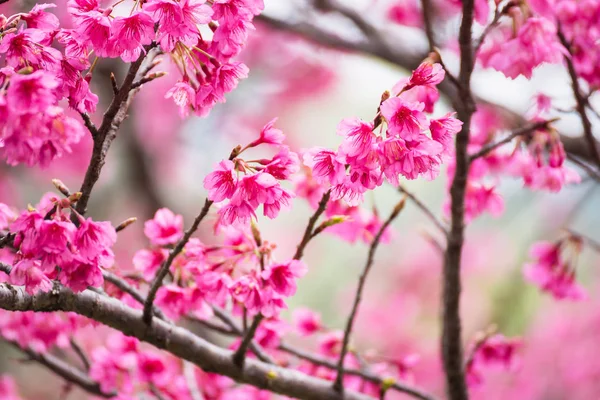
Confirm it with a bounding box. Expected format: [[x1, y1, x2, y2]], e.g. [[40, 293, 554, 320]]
[[75, 45, 159, 217], [0, 284, 375, 400], [440, 0, 476, 398], [468, 119, 557, 162], [294, 190, 331, 260], [557, 27, 600, 168], [333, 198, 406, 393], [397, 185, 448, 235], [6, 339, 115, 398], [143, 198, 213, 324], [103, 271, 169, 322]]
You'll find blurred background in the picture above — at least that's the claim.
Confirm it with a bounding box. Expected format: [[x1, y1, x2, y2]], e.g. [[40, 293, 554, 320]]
[[1, 0, 600, 398]]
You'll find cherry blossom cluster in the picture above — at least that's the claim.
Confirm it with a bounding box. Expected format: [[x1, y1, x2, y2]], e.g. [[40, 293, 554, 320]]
[[465, 333, 520, 388], [204, 118, 298, 225], [294, 166, 393, 244], [0, 5, 90, 167], [135, 206, 306, 320], [0, 311, 82, 353], [445, 105, 579, 223], [0, 192, 116, 294], [523, 235, 586, 300], [303, 61, 461, 206]]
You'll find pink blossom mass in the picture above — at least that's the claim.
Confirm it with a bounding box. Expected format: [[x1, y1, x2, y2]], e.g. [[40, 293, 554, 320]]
[[0, 0, 599, 399]]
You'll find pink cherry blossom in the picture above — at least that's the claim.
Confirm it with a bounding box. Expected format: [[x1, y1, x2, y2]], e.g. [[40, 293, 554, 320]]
[[144, 208, 184, 246], [303, 148, 346, 186], [380, 98, 427, 140], [293, 307, 322, 336], [523, 241, 586, 300], [407, 62, 445, 88], [110, 12, 155, 62], [204, 160, 237, 202], [261, 260, 307, 297]]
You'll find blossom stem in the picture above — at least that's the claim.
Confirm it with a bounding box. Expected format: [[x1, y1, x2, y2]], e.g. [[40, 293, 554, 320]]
[[333, 198, 406, 393], [397, 185, 448, 235], [293, 190, 331, 260], [143, 198, 213, 324]]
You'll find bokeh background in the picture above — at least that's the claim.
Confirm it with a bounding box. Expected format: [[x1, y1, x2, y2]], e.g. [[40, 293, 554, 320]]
[[1, 0, 600, 398]]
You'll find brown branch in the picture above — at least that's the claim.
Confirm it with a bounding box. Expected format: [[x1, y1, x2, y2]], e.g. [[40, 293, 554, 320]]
[[333, 198, 406, 393], [212, 306, 274, 364], [167, 304, 436, 400], [143, 145, 241, 324], [0, 233, 15, 249], [6, 339, 116, 398], [557, 27, 600, 168], [565, 229, 600, 253], [0, 261, 11, 275], [143, 198, 213, 324], [293, 190, 331, 260], [473, 2, 502, 54], [0, 284, 374, 400], [567, 154, 600, 183], [102, 271, 168, 322], [397, 185, 448, 235], [78, 112, 98, 137], [232, 314, 264, 367], [75, 45, 159, 217], [278, 344, 435, 400], [440, 0, 476, 398], [69, 338, 91, 372], [420, 0, 437, 51], [468, 119, 557, 162]]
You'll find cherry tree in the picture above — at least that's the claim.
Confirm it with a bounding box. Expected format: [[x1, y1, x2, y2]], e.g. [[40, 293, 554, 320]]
[[0, 0, 598, 399]]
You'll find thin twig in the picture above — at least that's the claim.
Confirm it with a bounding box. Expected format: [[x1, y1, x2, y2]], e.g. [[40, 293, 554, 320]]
[[557, 27, 600, 168], [232, 314, 264, 367], [0, 262, 12, 275], [75, 45, 159, 217], [397, 185, 448, 235], [6, 340, 116, 398], [211, 306, 274, 364], [69, 338, 91, 372], [149, 383, 167, 400], [567, 154, 600, 183], [78, 112, 98, 137], [0, 233, 15, 249], [102, 271, 169, 322], [468, 119, 557, 162], [278, 343, 435, 400], [142, 199, 213, 324], [333, 198, 406, 392], [474, 3, 502, 54], [293, 190, 331, 260], [420, 0, 437, 51], [565, 229, 600, 253], [143, 146, 241, 324]]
